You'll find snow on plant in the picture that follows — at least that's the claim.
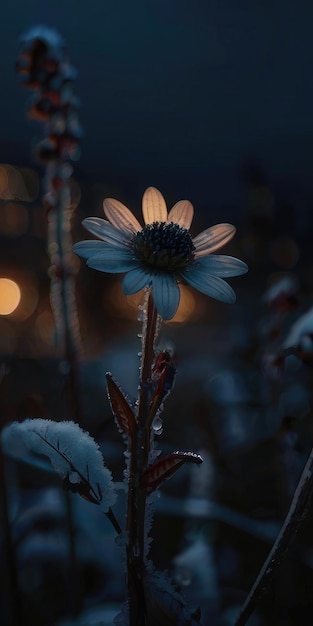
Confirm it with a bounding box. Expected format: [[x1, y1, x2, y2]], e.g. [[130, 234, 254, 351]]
[[1, 419, 116, 513]]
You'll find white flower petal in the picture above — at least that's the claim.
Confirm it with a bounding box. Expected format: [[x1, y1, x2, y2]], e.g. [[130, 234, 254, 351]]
[[86, 247, 140, 273], [193, 255, 248, 277], [193, 224, 236, 256], [73, 240, 109, 260], [142, 187, 168, 225], [152, 273, 180, 320], [122, 268, 153, 295], [167, 200, 194, 229], [103, 198, 142, 234], [180, 267, 236, 303], [82, 218, 129, 246]]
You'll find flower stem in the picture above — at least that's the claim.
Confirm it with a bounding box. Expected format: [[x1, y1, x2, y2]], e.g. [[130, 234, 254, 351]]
[[126, 290, 159, 626], [234, 446, 313, 626], [139, 291, 158, 398]]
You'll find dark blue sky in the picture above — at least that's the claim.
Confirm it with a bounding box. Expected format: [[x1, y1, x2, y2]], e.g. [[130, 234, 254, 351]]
[[1, 0, 313, 223]]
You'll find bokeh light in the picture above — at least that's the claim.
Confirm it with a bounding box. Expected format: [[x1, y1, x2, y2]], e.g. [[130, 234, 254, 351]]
[[0, 278, 21, 314], [12, 273, 39, 321], [167, 284, 195, 324], [0, 271, 39, 321], [0, 317, 18, 353], [0, 165, 8, 196], [106, 280, 198, 324], [0, 164, 39, 201], [106, 282, 144, 320], [0, 201, 29, 236]]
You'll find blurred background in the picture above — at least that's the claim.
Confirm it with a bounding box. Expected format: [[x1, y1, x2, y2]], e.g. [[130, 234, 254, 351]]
[[1, 1, 313, 625]]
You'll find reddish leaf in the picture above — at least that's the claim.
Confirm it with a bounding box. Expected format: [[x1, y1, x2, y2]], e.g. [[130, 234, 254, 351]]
[[146, 352, 176, 427], [141, 451, 203, 493], [152, 350, 174, 376], [106, 373, 137, 435], [147, 363, 176, 426]]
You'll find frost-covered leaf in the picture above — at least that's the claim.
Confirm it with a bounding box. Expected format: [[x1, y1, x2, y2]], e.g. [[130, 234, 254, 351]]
[[106, 373, 137, 435], [283, 306, 313, 350], [113, 602, 129, 625], [280, 306, 313, 365], [1, 419, 116, 512], [263, 275, 299, 311], [113, 570, 202, 625], [143, 569, 202, 625], [141, 452, 203, 493]]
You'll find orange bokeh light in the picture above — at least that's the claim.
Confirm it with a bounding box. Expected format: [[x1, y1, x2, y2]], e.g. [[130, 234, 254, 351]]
[[107, 280, 196, 324], [0, 278, 21, 315]]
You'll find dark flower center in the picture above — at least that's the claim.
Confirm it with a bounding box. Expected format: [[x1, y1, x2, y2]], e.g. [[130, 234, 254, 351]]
[[131, 221, 195, 271]]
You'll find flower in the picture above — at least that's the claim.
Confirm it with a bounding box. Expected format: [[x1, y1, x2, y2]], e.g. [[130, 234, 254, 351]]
[[73, 187, 248, 319]]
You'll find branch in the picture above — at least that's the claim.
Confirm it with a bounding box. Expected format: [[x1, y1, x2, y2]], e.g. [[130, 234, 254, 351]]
[[234, 446, 313, 626]]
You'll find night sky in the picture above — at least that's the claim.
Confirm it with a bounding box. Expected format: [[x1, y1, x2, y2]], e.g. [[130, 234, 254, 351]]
[[1, 0, 313, 223]]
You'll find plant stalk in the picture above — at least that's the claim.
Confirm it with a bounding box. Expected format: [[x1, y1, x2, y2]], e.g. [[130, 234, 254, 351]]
[[126, 291, 158, 626], [234, 445, 313, 626]]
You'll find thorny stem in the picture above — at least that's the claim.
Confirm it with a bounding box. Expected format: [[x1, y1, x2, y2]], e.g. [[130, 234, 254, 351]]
[[234, 445, 313, 626], [126, 290, 159, 626], [138, 291, 159, 406]]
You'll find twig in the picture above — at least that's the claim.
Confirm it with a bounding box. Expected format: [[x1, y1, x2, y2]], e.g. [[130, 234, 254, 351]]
[[234, 445, 313, 626]]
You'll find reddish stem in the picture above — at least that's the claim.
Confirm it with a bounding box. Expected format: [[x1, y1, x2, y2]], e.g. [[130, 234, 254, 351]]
[[126, 290, 159, 626]]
